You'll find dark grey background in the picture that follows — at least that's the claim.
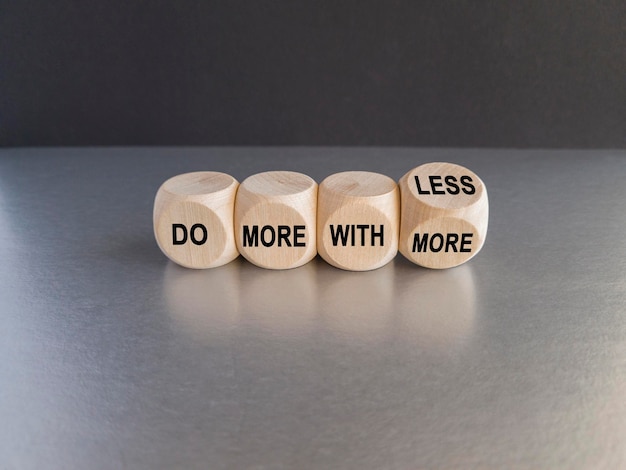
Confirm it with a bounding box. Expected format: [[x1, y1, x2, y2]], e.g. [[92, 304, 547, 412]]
[[1, 1, 625, 147]]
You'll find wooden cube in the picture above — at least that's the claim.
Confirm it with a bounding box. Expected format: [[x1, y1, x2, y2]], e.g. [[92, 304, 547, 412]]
[[235, 171, 318, 269], [153, 172, 240, 268], [398, 162, 488, 269], [317, 171, 399, 271]]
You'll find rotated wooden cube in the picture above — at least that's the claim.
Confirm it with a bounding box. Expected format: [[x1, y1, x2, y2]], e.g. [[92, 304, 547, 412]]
[[398, 162, 488, 269]]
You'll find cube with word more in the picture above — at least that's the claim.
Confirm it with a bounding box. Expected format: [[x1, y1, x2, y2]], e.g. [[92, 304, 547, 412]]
[[317, 171, 399, 271], [398, 162, 488, 269], [153, 172, 239, 269], [235, 171, 318, 269]]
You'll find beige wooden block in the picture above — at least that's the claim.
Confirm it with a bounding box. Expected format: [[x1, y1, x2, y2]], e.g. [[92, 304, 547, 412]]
[[317, 171, 399, 271], [235, 171, 318, 269], [154, 171, 239, 269], [398, 162, 488, 269]]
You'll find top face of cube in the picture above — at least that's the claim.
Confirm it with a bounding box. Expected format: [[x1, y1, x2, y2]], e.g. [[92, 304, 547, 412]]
[[241, 171, 317, 198], [403, 162, 485, 210], [160, 171, 237, 196], [320, 171, 398, 199]]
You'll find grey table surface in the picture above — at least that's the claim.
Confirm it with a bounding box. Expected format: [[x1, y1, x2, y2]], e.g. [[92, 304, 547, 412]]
[[1, 147, 625, 470]]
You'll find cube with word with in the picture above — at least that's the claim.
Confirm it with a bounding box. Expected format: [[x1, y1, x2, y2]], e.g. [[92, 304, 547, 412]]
[[317, 171, 399, 271]]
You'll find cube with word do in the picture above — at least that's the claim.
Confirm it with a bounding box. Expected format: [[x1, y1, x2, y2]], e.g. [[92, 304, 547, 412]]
[[317, 171, 399, 271], [398, 162, 488, 269], [153, 172, 239, 268], [235, 171, 318, 269]]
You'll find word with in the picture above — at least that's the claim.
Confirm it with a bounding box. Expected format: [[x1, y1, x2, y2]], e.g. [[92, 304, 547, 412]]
[[329, 224, 384, 247]]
